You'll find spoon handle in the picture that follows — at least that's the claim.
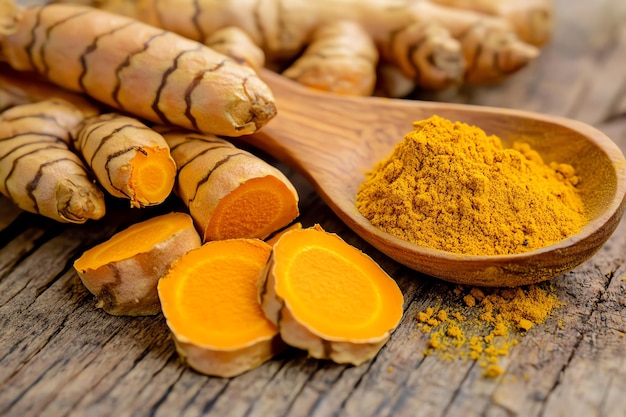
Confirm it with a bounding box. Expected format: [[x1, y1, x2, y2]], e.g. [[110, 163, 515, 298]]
[[244, 69, 429, 185]]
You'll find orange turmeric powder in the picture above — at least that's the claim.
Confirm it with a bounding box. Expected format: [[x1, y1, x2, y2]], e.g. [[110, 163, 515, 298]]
[[356, 115, 586, 255], [416, 283, 564, 378]]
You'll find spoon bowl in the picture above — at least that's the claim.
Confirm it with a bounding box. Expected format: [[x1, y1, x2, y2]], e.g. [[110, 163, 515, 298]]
[[242, 69, 626, 287]]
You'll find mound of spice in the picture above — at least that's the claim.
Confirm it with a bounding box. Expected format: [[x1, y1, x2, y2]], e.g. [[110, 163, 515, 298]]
[[356, 115, 586, 255], [416, 284, 564, 378]]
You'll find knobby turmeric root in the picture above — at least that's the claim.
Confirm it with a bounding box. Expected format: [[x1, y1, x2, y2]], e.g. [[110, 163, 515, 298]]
[[74, 212, 201, 316], [282, 20, 379, 96], [258, 225, 404, 365], [49, 0, 545, 95], [0, 2, 276, 136], [205, 26, 265, 72], [158, 238, 284, 378], [72, 113, 177, 208], [159, 127, 299, 242], [429, 0, 554, 46], [0, 99, 105, 223]]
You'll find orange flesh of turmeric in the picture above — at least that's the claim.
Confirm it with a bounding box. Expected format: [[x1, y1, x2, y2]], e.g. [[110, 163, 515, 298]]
[[273, 227, 404, 340], [206, 176, 299, 241], [129, 147, 177, 205], [159, 239, 277, 349], [74, 212, 191, 270]]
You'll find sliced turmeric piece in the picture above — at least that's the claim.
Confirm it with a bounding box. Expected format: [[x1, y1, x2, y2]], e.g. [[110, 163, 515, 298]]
[[259, 225, 404, 365], [0, 99, 105, 223], [159, 127, 299, 242], [72, 113, 177, 208], [158, 238, 284, 378], [74, 212, 201, 316]]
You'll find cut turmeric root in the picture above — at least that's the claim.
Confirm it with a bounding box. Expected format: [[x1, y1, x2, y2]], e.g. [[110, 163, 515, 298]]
[[0, 2, 276, 136], [0, 99, 105, 223], [259, 225, 404, 365], [159, 127, 299, 242], [74, 212, 201, 316], [158, 238, 284, 378], [72, 113, 177, 208]]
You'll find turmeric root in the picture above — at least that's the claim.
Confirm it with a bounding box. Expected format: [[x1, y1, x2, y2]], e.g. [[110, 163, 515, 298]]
[[282, 20, 379, 96], [74, 212, 201, 316], [49, 0, 541, 92], [0, 64, 100, 115], [0, 2, 276, 136], [258, 225, 404, 365], [158, 126, 299, 242], [0, 98, 105, 223], [428, 0, 554, 46], [158, 238, 284, 378], [72, 113, 177, 208], [205, 26, 265, 71]]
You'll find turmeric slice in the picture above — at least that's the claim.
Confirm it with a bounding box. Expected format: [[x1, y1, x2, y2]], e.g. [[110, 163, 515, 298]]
[[158, 238, 284, 378], [0, 99, 105, 223], [159, 127, 299, 242], [259, 225, 404, 365], [72, 113, 177, 208], [74, 212, 201, 316]]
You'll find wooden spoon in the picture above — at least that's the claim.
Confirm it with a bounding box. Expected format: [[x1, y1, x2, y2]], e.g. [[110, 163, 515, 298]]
[[242, 69, 626, 287]]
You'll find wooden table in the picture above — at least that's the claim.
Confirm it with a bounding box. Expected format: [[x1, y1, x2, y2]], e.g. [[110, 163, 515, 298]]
[[1, 1, 625, 416]]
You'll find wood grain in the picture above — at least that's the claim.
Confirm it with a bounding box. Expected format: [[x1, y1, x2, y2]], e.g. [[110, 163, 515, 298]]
[[1, 0, 625, 416]]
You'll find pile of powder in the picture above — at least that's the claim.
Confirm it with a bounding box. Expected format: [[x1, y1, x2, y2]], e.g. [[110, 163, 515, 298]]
[[356, 115, 586, 255], [416, 284, 564, 378]]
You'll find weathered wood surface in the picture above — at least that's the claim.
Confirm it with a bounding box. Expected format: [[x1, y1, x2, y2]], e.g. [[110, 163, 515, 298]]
[[1, 0, 625, 416]]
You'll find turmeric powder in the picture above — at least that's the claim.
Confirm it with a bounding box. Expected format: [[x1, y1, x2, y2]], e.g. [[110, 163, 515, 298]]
[[417, 283, 563, 378], [356, 115, 586, 256]]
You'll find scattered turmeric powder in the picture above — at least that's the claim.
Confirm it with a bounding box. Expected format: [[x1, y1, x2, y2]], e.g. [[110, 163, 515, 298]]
[[416, 283, 564, 378], [356, 115, 587, 256]]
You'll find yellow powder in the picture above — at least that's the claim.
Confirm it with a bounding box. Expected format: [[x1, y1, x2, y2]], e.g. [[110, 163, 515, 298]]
[[417, 283, 564, 378], [356, 115, 586, 255]]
